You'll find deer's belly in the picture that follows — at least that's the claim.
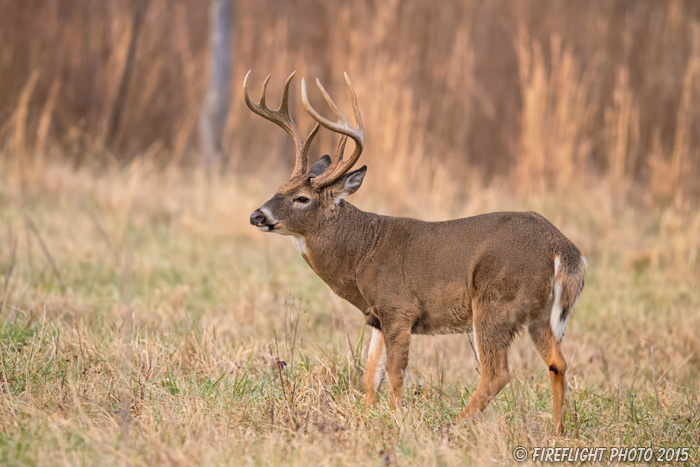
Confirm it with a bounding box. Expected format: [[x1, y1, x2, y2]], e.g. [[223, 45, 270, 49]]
[[411, 300, 473, 335]]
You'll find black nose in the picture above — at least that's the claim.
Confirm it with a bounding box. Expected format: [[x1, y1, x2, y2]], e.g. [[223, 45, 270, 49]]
[[250, 210, 266, 226]]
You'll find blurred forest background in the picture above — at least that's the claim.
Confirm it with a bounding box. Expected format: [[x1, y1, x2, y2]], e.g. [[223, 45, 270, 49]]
[[2, 0, 699, 202]]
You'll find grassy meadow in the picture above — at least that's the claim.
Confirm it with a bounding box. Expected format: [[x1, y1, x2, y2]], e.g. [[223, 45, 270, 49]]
[[0, 157, 698, 465]]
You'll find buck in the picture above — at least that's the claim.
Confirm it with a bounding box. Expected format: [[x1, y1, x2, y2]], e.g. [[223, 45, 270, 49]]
[[245, 71, 586, 435]]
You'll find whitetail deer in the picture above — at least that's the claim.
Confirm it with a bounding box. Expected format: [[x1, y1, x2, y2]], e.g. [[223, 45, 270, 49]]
[[245, 71, 586, 436]]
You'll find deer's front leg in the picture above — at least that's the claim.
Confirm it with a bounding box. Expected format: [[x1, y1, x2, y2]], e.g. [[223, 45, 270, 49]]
[[382, 324, 411, 409], [364, 327, 387, 407]]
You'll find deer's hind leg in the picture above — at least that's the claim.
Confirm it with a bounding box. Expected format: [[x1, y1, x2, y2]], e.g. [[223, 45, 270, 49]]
[[364, 327, 387, 407], [457, 301, 516, 420], [529, 322, 567, 436]]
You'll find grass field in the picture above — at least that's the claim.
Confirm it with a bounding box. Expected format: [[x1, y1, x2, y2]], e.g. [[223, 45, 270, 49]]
[[0, 159, 698, 466]]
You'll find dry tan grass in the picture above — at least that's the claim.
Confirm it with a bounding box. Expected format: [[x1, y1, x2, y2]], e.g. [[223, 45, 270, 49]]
[[0, 154, 699, 465]]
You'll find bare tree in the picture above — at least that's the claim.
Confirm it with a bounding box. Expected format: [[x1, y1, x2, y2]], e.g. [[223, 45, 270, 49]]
[[200, 0, 233, 177]]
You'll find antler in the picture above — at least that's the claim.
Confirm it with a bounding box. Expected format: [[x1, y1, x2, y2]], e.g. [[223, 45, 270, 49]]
[[301, 73, 365, 190], [243, 71, 320, 177]]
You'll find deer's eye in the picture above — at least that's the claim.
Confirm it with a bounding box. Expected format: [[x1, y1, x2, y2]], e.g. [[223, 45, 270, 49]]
[[295, 196, 310, 204]]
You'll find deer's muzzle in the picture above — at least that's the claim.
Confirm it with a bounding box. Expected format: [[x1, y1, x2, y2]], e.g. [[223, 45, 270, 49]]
[[250, 210, 266, 226]]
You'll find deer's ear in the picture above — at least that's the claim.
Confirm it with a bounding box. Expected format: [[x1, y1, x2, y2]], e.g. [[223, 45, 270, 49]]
[[308, 155, 332, 177], [331, 165, 367, 203]]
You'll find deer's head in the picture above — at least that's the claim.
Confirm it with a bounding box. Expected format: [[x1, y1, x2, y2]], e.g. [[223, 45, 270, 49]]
[[246, 72, 366, 236]]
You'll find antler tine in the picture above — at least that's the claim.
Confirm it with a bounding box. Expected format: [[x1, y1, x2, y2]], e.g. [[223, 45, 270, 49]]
[[335, 135, 348, 160], [243, 70, 319, 177], [258, 73, 271, 107], [344, 72, 364, 132], [279, 71, 294, 114], [316, 79, 347, 123], [301, 74, 365, 190]]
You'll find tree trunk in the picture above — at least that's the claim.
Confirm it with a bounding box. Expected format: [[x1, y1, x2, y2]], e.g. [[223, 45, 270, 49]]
[[107, 0, 149, 148], [200, 0, 233, 177]]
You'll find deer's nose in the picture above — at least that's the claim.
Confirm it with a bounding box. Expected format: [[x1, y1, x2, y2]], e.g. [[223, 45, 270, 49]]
[[250, 210, 266, 226]]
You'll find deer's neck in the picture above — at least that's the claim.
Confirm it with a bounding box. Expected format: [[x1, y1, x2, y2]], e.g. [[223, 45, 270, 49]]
[[298, 201, 382, 309]]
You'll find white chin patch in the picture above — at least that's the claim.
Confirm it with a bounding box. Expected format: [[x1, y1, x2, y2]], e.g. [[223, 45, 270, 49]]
[[257, 226, 271, 232], [291, 236, 307, 254]]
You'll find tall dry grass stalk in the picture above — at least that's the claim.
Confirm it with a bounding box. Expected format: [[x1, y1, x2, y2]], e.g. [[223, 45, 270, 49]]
[[7, 70, 40, 197], [515, 29, 596, 192], [33, 79, 61, 171], [605, 66, 639, 190]]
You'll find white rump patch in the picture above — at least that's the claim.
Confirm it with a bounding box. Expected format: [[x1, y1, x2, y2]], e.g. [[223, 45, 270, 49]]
[[550, 282, 568, 342], [570, 255, 587, 309], [368, 328, 387, 392], [291, 236, 307, 255], [549, 255, 569, 342]]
